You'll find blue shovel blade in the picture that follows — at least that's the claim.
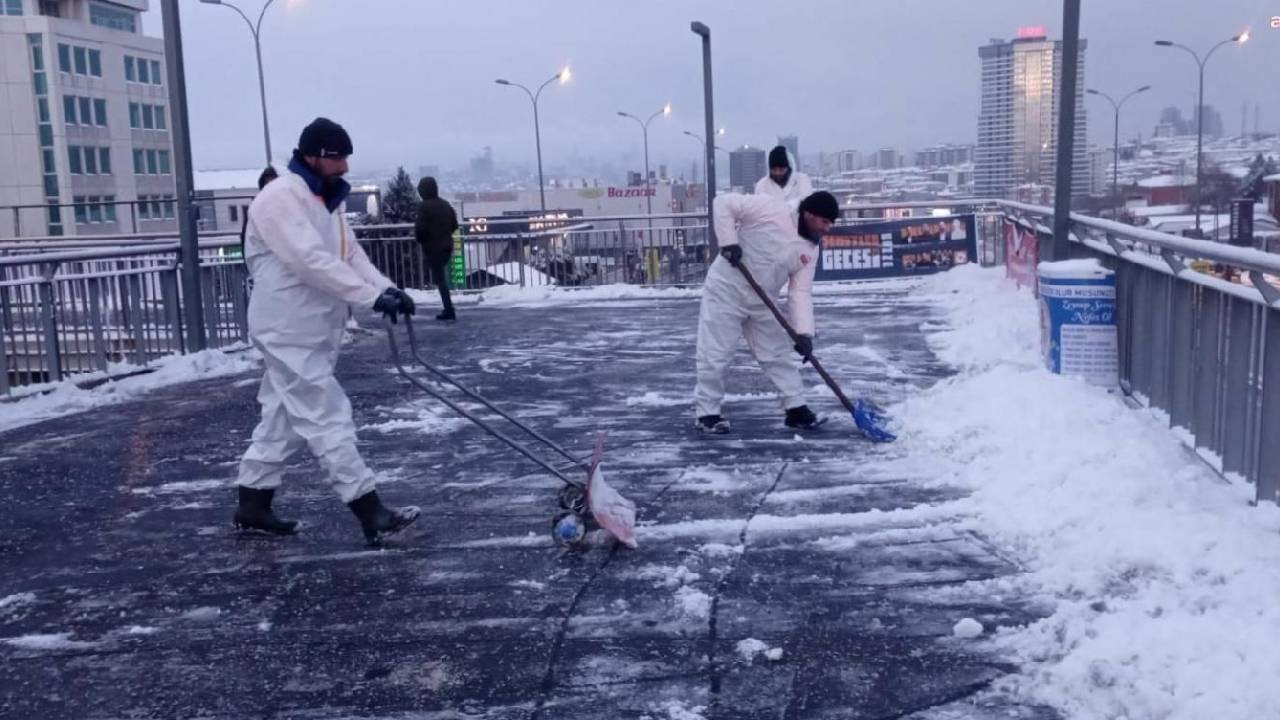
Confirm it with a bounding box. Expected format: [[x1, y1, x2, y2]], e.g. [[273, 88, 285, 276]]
[[852, 398, 896, 443]]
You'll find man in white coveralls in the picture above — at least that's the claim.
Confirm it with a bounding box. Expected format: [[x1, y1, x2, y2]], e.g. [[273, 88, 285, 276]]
[[694, 190, 840, 433], [233, 117, 421, 546]]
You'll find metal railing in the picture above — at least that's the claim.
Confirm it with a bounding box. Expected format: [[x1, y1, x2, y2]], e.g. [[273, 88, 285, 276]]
[[999, 200, 1280, 503]]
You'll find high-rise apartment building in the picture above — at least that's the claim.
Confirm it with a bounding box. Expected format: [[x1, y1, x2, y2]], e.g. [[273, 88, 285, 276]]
[[975, 27, 1089, 199]]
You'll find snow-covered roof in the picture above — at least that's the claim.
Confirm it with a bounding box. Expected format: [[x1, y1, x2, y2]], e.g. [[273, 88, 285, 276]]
[[1129, 205, 1187, 218], [480, 262, 555, 286], [1137, 174, 1194, 189], [194, 168, 267, 191]]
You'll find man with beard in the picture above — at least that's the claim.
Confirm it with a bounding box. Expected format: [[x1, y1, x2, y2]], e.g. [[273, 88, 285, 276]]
[[754, 145, 813, 204], [233, 117, 421, 545]]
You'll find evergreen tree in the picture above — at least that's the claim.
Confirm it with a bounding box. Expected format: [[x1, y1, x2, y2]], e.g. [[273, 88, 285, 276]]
[[381, 167, 420, 224]]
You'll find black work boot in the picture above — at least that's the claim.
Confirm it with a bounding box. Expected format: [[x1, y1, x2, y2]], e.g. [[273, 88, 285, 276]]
[[233, 487, 299, 535], [695, 414, 731, 434], [436, 309, 456, 321], [348, 491, 421, 546], [784, 405, 822, 430]]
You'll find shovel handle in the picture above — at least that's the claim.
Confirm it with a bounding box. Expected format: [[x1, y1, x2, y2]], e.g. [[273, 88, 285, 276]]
[[735, 263, 857, 415]]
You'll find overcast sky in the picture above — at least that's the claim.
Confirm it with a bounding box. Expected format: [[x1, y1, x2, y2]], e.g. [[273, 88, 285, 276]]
[[147, 0, 1279, 177]]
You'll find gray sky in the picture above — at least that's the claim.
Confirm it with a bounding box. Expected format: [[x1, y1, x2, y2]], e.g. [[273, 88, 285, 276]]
[[149, 0, 1280, 176]]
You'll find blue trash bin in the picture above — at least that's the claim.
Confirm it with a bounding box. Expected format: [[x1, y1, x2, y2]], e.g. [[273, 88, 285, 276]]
[[1037, 259, 1118, 388]]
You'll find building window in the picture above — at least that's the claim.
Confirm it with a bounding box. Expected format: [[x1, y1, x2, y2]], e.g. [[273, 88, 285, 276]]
[[32, 72, 46, 95], [136, 58, 149, 84], [128, 102, 139, 129], [145, 149, 157, 174], [87, 196, 103, 223], [93, 98, 106, 126], [43, 174, 58, 196], [38, 123, 52, 146], [57, 44, 70, 73], [137, 195, 150, 220], [41, 149, 54, 173], [157, 150, 170, 175], [2, 0, 22, 16], [163, 195, 175, 219], [124, 56, 134, 82], [83, 147, 98, 174], [229, 205, 239, 223], [104, 195, 117, 222], [141, 104, 153, 129], [153, 105, 166, 131], [133, 149, 143, 174], [63, 95, 76, 124], [68, 146, 82, 174], [73, 46, 86, 75], [150, 60, 161, 85], [38, 0, 57, 17], [88, 49, 101, 77], [78, 96, 91, 126], [36, 97, 48, 123], [74, 196, 87, 224], [98, 147, 111, 174], [90, 2, 137, 33]]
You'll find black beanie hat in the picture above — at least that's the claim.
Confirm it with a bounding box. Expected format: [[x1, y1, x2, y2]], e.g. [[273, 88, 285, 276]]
[[798, 191, 840, 222], [297, 117, 353, 158], [768, 145, 790, 169]]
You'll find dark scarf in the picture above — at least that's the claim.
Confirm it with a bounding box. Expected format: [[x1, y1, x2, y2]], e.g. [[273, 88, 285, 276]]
[[288, 153, 350, 213]]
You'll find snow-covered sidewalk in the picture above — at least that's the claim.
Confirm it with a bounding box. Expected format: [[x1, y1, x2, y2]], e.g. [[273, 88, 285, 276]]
[[905, 265, 1280, 719]]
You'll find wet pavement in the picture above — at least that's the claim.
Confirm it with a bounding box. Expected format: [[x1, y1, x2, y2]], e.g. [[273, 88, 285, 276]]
[[0, 281, 1059, 719]]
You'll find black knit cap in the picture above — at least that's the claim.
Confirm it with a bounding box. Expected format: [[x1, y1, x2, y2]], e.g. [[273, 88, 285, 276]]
[[798, 191, 840, 222], [297, 117, 353, 158], [768, 145, 790, 169]]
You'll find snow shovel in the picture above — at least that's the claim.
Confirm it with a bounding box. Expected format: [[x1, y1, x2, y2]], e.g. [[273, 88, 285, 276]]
[[735, 264, 897, 442], [383, 315, 638, 548]]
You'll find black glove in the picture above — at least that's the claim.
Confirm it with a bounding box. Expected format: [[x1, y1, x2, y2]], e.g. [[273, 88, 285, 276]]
[[793, 334, 814, 364], [373, 288, 413, 323], [720, 245, 742, 267]]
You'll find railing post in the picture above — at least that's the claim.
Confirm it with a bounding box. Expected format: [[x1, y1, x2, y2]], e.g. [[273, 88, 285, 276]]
[[11, 207, 20, 239], [161, 264, 185, 354], [37, 263, 62, 383], [126, 274, 147, 366], [87, 278, 108, 372], [0, 287, 8, 396]]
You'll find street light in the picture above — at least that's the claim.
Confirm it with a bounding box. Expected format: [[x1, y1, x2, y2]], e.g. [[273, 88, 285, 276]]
[[1155, 30, 1249, 234], [617, 104, 671, 218], [682, 127, 725, 187], [495, 66, 570, 214], [1086, 85, 1151, 217], [199, 0, 277, 165]]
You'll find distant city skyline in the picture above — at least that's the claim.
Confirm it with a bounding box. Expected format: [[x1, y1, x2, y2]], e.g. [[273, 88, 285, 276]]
[[140, 1, 1279, 177]]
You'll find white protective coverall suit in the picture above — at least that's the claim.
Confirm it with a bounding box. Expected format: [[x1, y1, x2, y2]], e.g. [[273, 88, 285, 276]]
[[753, 150, 813, 204], [236, 167, 394, 503], [694, 193, 818, 418]]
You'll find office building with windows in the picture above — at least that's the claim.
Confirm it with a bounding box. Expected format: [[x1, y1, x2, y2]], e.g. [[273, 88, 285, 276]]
[[0, 0, 175, 237], [975, 27, 1089, 199]]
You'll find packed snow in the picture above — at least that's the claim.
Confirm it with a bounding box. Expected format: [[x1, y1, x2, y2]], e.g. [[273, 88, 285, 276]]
[[907, 264, 1280, 719], [0, 348, 260, 433]]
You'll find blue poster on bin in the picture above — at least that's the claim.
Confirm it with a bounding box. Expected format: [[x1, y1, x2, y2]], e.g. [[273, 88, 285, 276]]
[[814, 214, 978, 282], [1038, 263, 1118, 388]]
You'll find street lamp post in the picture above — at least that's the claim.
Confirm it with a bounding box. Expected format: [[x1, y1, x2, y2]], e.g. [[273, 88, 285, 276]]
[[1086, 85, 1151, 217], [496, 67, 570, 215], [682, 127, 724, 189], [199, 0, 276, 165], [1155, 31, 1249, 234], [691, 21, 716, 251], [617, 104, 671, 218]]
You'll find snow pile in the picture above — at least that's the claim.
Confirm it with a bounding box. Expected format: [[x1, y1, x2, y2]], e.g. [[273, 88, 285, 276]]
[[0, 348, 260, 434], [952, 618, 984, 639], [904, 264, 1280, 719], [736, 637, 784, 663]]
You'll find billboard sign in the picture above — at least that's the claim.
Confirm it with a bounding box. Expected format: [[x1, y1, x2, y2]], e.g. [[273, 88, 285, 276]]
[[814, 214, 978, 282]]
